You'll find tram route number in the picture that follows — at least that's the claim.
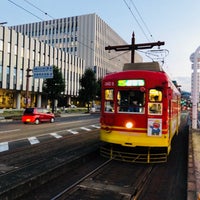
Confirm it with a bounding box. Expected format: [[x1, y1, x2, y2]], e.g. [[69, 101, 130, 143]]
[[104, 81, 114, 87]]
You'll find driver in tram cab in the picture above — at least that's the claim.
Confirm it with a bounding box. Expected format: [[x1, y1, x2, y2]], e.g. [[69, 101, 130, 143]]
[[128, 100, 139, 112]]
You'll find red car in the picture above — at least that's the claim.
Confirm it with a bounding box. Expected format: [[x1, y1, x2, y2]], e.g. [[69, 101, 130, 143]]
[[22, 108, 55, 124]]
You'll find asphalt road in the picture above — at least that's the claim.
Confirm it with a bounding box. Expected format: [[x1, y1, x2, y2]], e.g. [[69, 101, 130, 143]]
[[0, 113, 100, 153]]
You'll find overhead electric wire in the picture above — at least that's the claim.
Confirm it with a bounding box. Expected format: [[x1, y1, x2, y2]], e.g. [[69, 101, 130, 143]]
[[8, 0, 44, 21], [109, 50, 130, 60], [7, 0, 137, 62], [123, 0, 155, 42], [129, 0, 155, 41], [23, 0, 54, 19], [123, 0, 150, 42]]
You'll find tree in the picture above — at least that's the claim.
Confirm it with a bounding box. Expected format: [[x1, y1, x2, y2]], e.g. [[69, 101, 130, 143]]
[[43, 66, 65, 113], [96, 78, 102, 100], [78, 68, 97, 112]]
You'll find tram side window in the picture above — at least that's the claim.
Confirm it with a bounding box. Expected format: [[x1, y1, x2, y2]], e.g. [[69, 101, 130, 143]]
[[117, 90, 145, 113], [148, 89, 162, 114], [149, 89, 162, 102], [104, 89, 114, 112]]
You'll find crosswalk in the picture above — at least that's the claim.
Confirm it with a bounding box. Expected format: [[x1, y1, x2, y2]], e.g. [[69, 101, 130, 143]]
[[50, 132, 63, 139], [0, 142, 9, 152], [28, 137, 40, 145], [0, 124, 100, 153]]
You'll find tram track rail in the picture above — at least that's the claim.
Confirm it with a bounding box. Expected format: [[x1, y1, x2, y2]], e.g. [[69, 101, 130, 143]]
[[51, 158, 114, 200], [0, 132, 95, 174], [25, 117, 188, 200], [0, 130, 100, 199], [132, 166, 154, 200], [50, 157, 157, 200]]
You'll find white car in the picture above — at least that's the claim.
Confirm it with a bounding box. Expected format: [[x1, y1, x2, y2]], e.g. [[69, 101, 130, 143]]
[[70, 105, 77, 108]]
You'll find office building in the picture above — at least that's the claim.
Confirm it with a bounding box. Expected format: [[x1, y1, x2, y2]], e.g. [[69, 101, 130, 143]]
[[0, 13, 142, 109], [0, 25, 85, 109], [11, 13, 142, 80]]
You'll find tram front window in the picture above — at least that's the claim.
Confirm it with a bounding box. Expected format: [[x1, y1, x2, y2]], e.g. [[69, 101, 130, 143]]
[[117, 90, 145, 113], [104, 89, 114, 113]]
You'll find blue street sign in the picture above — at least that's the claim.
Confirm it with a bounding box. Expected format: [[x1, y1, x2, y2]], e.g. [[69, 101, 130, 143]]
[[33, 66, 53, 79]]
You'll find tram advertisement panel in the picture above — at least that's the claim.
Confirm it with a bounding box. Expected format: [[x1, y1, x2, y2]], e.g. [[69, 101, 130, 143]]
[[148, 118, 162, 136]]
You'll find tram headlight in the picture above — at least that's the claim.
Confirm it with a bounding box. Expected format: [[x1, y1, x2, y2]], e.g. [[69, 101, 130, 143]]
[[125, 122, 133, 129]]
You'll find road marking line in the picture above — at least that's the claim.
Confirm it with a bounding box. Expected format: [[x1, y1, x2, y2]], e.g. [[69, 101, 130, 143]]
[[56, 120, 83, 126], [0, 129, 20, 134], [50, 133, 63, 139], [0, 142, 9, 152], [80, 127, 91, 131], [91, 125, 100, 129], [67, 130, 79, 134], [28, 137, 40, 145]]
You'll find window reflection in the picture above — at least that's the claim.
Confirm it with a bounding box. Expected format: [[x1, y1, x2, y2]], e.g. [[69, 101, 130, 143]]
[[149, 89, 162, 102], [148, 89, 162, 115], [117, 90, 145, 113], [148, 103, 162, 115], [104, 89, 114, 113]]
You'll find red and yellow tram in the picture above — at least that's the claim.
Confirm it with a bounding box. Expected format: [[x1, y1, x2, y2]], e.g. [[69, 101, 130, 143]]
[[100, 62, 181, 163]]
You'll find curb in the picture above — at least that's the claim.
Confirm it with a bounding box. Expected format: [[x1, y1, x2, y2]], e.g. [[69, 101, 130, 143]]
[[188, 129, 200, 200]]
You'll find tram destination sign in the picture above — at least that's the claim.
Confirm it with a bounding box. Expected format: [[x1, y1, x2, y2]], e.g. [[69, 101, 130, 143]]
[[33, 66, 53, 79]]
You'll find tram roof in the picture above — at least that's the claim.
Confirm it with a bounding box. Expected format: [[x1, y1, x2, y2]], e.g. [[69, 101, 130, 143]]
[[123, 62, 163, 72]]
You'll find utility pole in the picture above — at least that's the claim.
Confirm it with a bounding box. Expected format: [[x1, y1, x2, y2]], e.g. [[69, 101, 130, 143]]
[[105, 32, 165, 63], [25, 68, 32, 108]]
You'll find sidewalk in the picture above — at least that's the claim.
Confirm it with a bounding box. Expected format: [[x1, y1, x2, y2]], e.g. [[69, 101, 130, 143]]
[[192, 131, 200, 199], [188, 129, 200, 200], [0, 117, 13, 123], [59, 112, 91, 117]]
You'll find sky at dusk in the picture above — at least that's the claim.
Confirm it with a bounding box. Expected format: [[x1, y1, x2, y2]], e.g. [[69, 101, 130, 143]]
[[1, 0, 199, 91]]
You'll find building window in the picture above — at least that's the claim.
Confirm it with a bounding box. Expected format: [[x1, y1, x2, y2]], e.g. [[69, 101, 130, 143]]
[[6, 66, 10, 89], [13, 67, 17, 89], [0, 65, 2, 86], [20, 69, 23, 89]]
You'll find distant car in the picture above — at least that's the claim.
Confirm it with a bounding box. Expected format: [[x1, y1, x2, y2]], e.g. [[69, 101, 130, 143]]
[[70, 105, 77, 108], [22, 108, 55, 124]]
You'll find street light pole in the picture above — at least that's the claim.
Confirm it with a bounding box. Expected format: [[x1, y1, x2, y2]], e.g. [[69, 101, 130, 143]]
[[25, 68, 32, 108]]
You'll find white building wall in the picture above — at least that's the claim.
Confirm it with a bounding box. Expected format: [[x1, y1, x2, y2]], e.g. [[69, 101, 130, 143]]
[[0, 26, 85, 108]]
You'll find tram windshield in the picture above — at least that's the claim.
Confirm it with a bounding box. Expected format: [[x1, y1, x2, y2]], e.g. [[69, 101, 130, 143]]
[[117, 90, 145, 113]]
